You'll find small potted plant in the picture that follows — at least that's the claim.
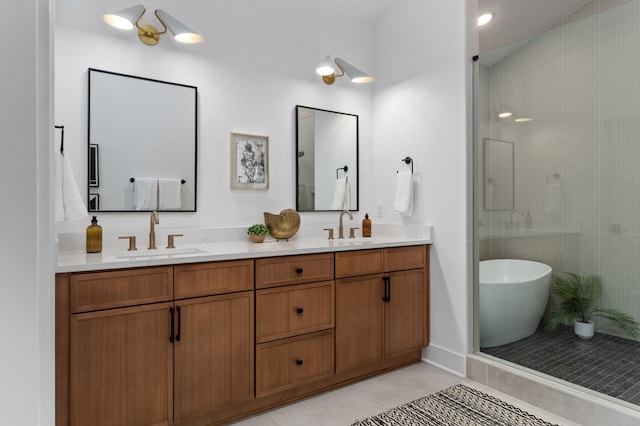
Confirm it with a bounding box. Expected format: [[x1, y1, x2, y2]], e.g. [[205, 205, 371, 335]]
[[247, 223, 269, 243], [545, 272, 639, 339]]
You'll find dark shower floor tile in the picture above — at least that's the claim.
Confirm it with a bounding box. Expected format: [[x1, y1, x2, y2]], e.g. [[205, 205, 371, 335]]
[[481, 325, 640, 407]]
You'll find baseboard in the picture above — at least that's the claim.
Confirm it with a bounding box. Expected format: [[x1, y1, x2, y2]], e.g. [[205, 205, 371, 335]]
[[422, 344, 466, 377]]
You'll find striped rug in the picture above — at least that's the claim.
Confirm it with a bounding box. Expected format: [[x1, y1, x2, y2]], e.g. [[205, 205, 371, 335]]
[[351, 384, 559, 426]]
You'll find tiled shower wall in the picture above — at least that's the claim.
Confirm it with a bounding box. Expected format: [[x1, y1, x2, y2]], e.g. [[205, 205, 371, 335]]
[[478, 0, 640, 337]]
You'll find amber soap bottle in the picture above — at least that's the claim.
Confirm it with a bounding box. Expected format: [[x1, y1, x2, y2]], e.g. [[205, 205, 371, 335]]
[[86, 216, 102, 253], [362, 213, 372, 237]]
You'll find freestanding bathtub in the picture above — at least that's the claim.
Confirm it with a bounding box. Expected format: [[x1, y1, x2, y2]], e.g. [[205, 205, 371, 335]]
[[479, 259, 552, 348]]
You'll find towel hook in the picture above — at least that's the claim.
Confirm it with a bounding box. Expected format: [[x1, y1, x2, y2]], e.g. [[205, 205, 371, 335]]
[[55, 125, 64, 154], [398, 157, 413, 174], [336, 165, 348, 179], [130, 178, 187, 184]]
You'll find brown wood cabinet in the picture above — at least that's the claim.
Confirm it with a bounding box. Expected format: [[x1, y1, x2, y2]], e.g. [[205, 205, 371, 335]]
[[335, 246, 429, 374], [57, 244, 429, 425]]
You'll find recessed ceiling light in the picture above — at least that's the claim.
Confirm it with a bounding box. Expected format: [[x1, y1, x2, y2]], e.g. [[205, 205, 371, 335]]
[[478, 11, 495, 26], [497, 112, 512, 118]]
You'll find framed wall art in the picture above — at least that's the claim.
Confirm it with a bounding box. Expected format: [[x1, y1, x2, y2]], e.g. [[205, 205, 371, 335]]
[[89, 143, 100, 187], [230, 132, 269, 190]]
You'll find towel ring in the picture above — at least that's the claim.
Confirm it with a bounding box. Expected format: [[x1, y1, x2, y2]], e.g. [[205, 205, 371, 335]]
[[336, 166, 348, 179], [397, 157, 413, 174], [130, 178, 187, 184]]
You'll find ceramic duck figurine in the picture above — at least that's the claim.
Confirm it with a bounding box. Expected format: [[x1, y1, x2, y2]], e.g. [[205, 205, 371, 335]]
[[263, 209, 301, 240]]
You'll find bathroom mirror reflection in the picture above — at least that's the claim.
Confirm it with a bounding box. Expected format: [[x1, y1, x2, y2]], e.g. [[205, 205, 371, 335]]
[[295, 105, 359, 211], [88, 68, 197, 212], [483, 138, 514, 211]]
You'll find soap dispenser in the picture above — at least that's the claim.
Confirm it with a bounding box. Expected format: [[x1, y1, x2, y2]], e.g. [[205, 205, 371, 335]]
[[362, 213, 372, 237], [86, 216, 103, 253]]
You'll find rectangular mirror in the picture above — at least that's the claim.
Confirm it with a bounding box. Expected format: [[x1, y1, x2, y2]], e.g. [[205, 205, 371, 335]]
[[295, 105, 359, 211], [483, 137, 514, 210], [88, 68, 197, 212]]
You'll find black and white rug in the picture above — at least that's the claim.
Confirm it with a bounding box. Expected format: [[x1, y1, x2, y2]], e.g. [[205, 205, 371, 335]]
[[351, 384, 559, 425]]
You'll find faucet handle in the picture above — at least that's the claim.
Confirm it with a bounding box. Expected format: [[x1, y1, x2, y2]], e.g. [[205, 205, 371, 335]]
[[167, 234, 184, 249], [349, 227, 359, 238], [323, 228, 334, 240], [119, 236, 137, 251]]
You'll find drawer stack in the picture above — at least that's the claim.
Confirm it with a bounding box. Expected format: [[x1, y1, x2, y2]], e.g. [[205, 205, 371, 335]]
[[255, 253, 335, 397]]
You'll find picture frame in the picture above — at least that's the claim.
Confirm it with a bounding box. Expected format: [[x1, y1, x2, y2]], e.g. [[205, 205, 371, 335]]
[[89, 193, 100, 211], [89, 144, 99, 187], [230, 132, 269, 190]]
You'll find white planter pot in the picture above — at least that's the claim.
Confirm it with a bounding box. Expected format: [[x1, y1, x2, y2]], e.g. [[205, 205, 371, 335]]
[[574, 320, 594, 339]]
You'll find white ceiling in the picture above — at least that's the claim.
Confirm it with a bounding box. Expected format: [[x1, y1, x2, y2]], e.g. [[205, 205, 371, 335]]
[[478, 0, 591, 54], [304, 0, 394, 22]]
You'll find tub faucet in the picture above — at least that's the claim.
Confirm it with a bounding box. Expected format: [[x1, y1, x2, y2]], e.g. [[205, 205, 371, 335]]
[[509, 209, 524, 231], [338, 210, 353, 239], [149, 211, 159, 249]]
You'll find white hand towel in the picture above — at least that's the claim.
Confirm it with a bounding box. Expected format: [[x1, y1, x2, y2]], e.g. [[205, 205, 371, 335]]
[[134, 178, 158, 210], [158, 178, 182, 210], [55, 150, 88, 222], [331, 177, 348, 210], [546, 183, 562, 214], [393, 171, 413, 217]]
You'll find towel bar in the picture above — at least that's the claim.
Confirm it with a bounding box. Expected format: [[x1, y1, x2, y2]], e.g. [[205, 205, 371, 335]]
[[130, 178, 186, 184]]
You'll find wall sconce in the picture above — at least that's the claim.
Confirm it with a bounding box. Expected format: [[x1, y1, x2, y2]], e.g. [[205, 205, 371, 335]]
[[103, 4, 203, 46], [316, 55, 374, 85]]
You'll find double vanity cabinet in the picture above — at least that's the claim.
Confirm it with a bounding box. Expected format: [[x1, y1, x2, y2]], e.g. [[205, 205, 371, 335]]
[[56, 243, 429, 425]]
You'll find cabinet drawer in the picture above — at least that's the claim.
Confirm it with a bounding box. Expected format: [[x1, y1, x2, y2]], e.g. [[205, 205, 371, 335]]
[[335, 249, 383, 278], [255, 253, 334, 289], [384, 245, 427, 271], [70, 267, 173, 313], [256, 330, 334, 397], [174, 259, 253, 299], [256, 281, 334, 343]]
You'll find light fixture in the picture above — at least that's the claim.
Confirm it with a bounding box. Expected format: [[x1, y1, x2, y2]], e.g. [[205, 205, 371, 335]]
[[317, 56, 374, 85], [497, 111, 513, 118], [514, 117, 533, 122], [103, 4, 203, 46], [478, 10, 495, 26]]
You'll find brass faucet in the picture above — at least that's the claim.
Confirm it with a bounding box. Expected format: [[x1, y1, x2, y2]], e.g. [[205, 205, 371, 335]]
[[338, 210, 353, 239], [149, 211, 160, 249]]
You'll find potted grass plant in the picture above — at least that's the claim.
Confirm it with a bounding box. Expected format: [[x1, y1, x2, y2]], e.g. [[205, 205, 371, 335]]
[[247, 223, 269, 243], [545, 272, 639, 339]]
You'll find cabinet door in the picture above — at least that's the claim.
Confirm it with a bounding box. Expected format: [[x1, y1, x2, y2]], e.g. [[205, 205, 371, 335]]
[[385, 269, 428, 358], [70, 302, 173, 426], [335, 274, 385, 373], [173, 291, 254, 423]]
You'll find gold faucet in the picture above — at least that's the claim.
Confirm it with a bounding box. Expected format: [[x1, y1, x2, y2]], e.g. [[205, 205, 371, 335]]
[[338, 210, 353, 239], [149, 211, 159, 249]]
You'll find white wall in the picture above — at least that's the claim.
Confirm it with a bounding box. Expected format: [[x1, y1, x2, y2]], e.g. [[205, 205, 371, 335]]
[[373, 0, 470, 373], [0, 0, 54, 424]]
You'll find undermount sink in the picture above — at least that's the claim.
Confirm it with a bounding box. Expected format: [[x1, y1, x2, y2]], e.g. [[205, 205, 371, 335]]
[[115, 247, 208, 258]]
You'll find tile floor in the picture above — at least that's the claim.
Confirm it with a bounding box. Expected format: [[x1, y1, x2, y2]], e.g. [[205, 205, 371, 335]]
[[482, 325, 640, 406], [230, 362, 578, 425]]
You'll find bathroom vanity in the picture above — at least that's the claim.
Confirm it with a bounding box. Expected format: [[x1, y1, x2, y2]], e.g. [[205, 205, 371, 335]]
[[55, 235, 430, 425]]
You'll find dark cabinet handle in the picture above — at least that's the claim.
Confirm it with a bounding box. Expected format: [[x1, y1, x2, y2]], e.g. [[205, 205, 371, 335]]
[[296, 359, 303, 366], [176, 306, 182, 342], [296, 307, 304, 314], [169, 307, 175, 342], [296, 268, 303, 274], [382, 277, 391, 302]]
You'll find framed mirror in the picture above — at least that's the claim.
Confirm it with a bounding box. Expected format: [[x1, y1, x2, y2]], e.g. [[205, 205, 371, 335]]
[[295, 105, 359, 211], [483, 138, 514, 210], [88, 68, 197, 212]]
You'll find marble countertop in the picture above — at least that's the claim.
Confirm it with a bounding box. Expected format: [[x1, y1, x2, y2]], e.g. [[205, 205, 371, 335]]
[[57, 226, 432, 273]]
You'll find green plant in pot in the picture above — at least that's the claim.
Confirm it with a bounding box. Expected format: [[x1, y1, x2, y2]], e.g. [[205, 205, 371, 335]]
[[247, 223, 269, 243], [545, 272, 639, 339]]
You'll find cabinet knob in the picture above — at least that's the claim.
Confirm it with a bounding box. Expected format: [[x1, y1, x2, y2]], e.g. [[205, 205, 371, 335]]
[[295, 359, 303, 366], [296, 268, 303, 274], [296, 307, 304, 314]]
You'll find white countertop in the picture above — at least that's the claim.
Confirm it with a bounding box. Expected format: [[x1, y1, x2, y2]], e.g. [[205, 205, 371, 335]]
[[57, 225, 432, 273]]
